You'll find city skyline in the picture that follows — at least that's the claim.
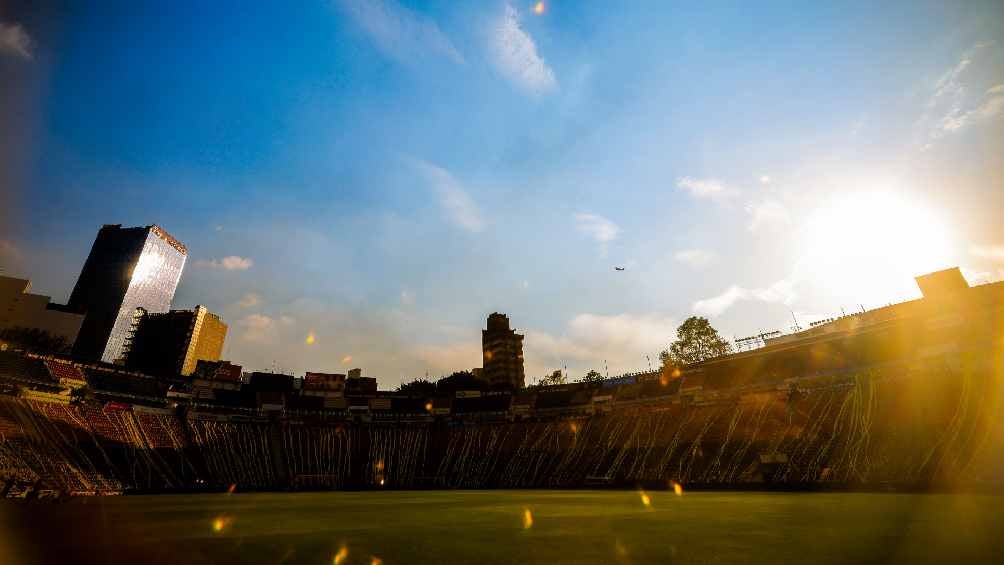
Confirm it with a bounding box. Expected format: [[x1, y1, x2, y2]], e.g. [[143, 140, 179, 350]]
[[2, 1, 1003, 385]]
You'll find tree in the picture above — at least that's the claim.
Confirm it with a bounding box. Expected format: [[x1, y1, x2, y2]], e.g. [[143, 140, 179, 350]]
[[659, 316, 732, 367], [435, 370, 482, 394], [581, 369, 604, 383], [0, 327, 70, 354], [396, 378, 437, 396], [536, 370, 566, 387]]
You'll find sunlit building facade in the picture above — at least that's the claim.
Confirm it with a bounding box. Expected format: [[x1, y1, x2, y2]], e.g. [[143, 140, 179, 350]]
[[124, 305, 227, 377], [0, 275, 84, 350], [481, 312, 525, 389], [68, 224, 187, 363]]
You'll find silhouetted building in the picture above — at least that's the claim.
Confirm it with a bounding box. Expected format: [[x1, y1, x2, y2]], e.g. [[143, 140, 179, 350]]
[[345, 368, 377, 396], [482, 312, 525, 389], [302, 372, 346, 395], [68, 224, 187, 363], [124, 305, 227, 377], [0, 276, 83, 350], [193, 359, 243, 383]]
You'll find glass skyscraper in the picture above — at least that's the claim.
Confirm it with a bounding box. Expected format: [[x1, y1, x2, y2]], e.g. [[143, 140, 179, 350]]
[[68, 224, 187, 363]]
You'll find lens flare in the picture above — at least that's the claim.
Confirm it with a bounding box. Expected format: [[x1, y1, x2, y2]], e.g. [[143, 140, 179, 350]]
[[425, 401, 433, 411], [211, 516, 231, 533], [533, 1, 545, 15], [226, 483, 236, 494], [639, 489, 651, 507], [333, 545, 349, 565], [342, 355, 352, 363], [672, 481, 683, 496], [370, 557, 383, 565], [522, 507, 534, 529], [306, 332, 316, 345]]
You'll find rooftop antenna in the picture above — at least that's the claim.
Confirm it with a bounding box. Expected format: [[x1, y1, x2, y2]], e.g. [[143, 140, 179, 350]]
[[646, 355, 652, 371], [604, 359, 609, 379]]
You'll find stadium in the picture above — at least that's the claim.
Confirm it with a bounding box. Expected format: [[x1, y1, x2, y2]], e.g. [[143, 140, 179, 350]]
[[1, 266, 1003, 562], [3, 268, 1004, 497]]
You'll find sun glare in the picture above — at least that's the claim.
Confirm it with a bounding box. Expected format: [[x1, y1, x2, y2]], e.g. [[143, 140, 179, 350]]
[[797, 191, 954, 306]]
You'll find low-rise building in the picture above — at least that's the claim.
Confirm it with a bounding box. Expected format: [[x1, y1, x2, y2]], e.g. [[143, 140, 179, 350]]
[[0, 275, 84, 352]]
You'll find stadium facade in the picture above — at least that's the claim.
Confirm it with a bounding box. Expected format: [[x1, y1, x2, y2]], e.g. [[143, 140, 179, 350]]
[[0, 268, 1001, 496]]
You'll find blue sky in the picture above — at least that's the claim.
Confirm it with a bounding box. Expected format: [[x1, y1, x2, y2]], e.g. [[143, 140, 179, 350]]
[[2, 1, 1003, 385]]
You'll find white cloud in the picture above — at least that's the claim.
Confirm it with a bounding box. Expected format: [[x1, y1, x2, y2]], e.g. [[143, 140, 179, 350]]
[[0, 23, 33, 60], [409, 157, 485, 232], [491, 3, 557, 95], [674, 248, 715, 269], [196, 256, 254, 271], [693, 279, 795, 317], [237, 313, 278, 343], [920, 42, 1003, 144], [970, 244, 1004, 262], [524, 313, 676, 378], [336, 0, 464, 65], [413, 340, 482, 374], [746, 200, 791, 232], [759, 175, 771, 185], [238, 292, 262, 308], [400, 289, 415, 305], [675, 177, 732, 201], [574, 213, 620, 244]]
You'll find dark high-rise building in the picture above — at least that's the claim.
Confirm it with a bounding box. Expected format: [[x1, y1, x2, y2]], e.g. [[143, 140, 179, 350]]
[[481, 312, 525, 389], [68, 224, 187, 363], [124, 305, 227, 377]]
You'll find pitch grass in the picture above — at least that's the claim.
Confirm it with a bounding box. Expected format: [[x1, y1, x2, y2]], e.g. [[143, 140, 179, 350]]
[[4, 490, 1004, 564]]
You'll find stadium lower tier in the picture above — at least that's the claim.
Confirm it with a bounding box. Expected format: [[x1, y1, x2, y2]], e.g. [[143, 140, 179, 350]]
[[1, 354, 1002, 494]]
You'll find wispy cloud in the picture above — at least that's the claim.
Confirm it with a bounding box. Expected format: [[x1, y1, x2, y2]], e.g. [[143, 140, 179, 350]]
[[237, 313, 278, 343], [491, 3, 557, 95], [746, 200, 791, 233], [674, 248, 715, 269], [0, 22, 33, 60], [971, 244, 1004, 262], [410, 157, 485, 232], [919, 42, 1003, 145], [574, 213, 620, 251], [196, 256, 254, 271], [524, 313, 676, 378], [336, 0, 464, 65], [693, 279, 795, 317], [675, 177, 732, 202], [238, 292, 262, 308]]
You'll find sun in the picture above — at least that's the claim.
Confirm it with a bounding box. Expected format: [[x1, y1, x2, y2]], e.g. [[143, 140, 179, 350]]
[[796, 190, 955, 307]]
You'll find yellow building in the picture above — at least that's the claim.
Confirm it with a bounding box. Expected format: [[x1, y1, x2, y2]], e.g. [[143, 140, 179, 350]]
[[124, 305, 227, 377]]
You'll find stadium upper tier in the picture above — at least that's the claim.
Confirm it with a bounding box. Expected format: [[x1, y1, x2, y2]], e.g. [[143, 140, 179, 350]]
[[0, 274, 1000, 494]]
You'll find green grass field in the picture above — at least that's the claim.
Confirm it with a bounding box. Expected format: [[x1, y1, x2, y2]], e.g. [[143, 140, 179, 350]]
[[4, 490, 1003, 564]]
